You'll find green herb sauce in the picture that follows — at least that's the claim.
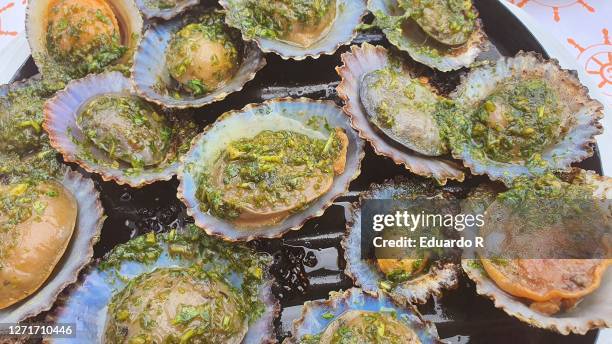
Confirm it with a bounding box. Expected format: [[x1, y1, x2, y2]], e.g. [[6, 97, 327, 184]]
[[468, 78, 562, 163], [226, 0, 335, 40], [100, 226, 271, 343], [45, 0, 127, 78], [196, 128, 344, 220], [70, 96, 198, 176], [400, 0, 477, 46], [78, 95, 172, 168], [166, 11, 240, 96]]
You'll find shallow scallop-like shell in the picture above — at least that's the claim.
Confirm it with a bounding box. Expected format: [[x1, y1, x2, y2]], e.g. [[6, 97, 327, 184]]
[[342, 177, 460, 305], [368, 0, 488, 71], [134, 0, 199, 20], [26, 0, 144, 78], [286, 288, 440, 343], [132, 10, 267, 109], [44, 72, 195, 187], [46, 226, 278, 343], [220, 0, 367, 60], [450, 52, 603, 185], [462, 170, 612, 334], [336, 43, 464, 184], [178, 97, 365, 241], [0, 169, 105, 323]]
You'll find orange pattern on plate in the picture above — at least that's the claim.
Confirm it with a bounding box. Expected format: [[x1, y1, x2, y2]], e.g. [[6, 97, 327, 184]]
[[508, 0, 594, 22], [568, 28, 612, 97]]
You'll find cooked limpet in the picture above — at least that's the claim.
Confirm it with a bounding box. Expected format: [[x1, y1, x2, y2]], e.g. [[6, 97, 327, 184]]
[[368, 0, 488, 71], [343, 177, 461, 305], [449, 52, 603, 185], [178, 98, 364, 241], [134, 0, 199, 20], [285, 288, 439, 343], [26, 0, 143, 80], [220, 0, 367, 60], [47, 226, 278, 343], [359, 66, 449, 156], [336, 43, 464, 184], [462, 169, 612, 334], [132, 9, 266, 108], [0, 181, 76, 309], [44, 72, 199, 187], [0, 169, 104, 323]]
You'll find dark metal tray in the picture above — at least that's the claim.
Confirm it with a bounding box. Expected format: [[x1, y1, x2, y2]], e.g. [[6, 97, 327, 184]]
[[13, 0, 603, 343]]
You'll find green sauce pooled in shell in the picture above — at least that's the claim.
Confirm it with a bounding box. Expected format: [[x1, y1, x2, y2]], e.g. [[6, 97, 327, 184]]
[[104, 267, 248, 343], [45, 0, 127, 77], [225, 0, 337, 47], [468, 78, 563, 164], [166, 12, 240, 96], [197, 128, 348, 227], [78, 95, 172, 169]]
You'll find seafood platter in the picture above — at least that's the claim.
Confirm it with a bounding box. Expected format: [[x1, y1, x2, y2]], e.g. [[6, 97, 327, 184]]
[[0, 0, 609, 343]]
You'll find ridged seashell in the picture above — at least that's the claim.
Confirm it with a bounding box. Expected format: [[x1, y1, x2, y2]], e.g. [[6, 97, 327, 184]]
[[134, 0, 199, 20], [178, 97, 365, 241], [44, 72, 199, 187], [368, 0, 489, 71], [132, 9, 266, 109], [336, 43, 464, 184], [46, 226, 278, 343], [0, 169, 104, 323], [450, 52, 603, 186], [220, 0, 367, 60], [462, 169, 612, 334], [26, 0, 144, 79], [343, 177, 461, 305], [285, 288, 440, 343]]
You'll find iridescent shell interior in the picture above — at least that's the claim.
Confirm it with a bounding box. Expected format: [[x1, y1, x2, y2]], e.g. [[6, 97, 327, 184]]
[[178, 98, 364, 241], [44, 71, 198, 187], [220, 0, 367, 60], [287, 288, 439, 343], [47, 226, 278, 343], [132, 9, 267, 109], [0, 169, 104, 323]]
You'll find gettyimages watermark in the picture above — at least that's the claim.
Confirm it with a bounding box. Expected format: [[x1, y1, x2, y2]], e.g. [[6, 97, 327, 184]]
[[360, 198, 611, 260]]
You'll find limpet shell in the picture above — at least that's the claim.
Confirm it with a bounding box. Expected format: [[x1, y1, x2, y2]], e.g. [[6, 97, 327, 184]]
[[285, 288, 440, 343], [336, 43, 464, 184], [0, 169, 105, 323], [132, 9, 267, 109], [44, 71, 197, 187], [46, 226, 278, 343], [368, 0, 489, 71], [220, 0, 367, 60], [178, 97, 364, 241], [450, 52, 604, 185], [462, 169, 612, 334], [342, 177, 461, 305]]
